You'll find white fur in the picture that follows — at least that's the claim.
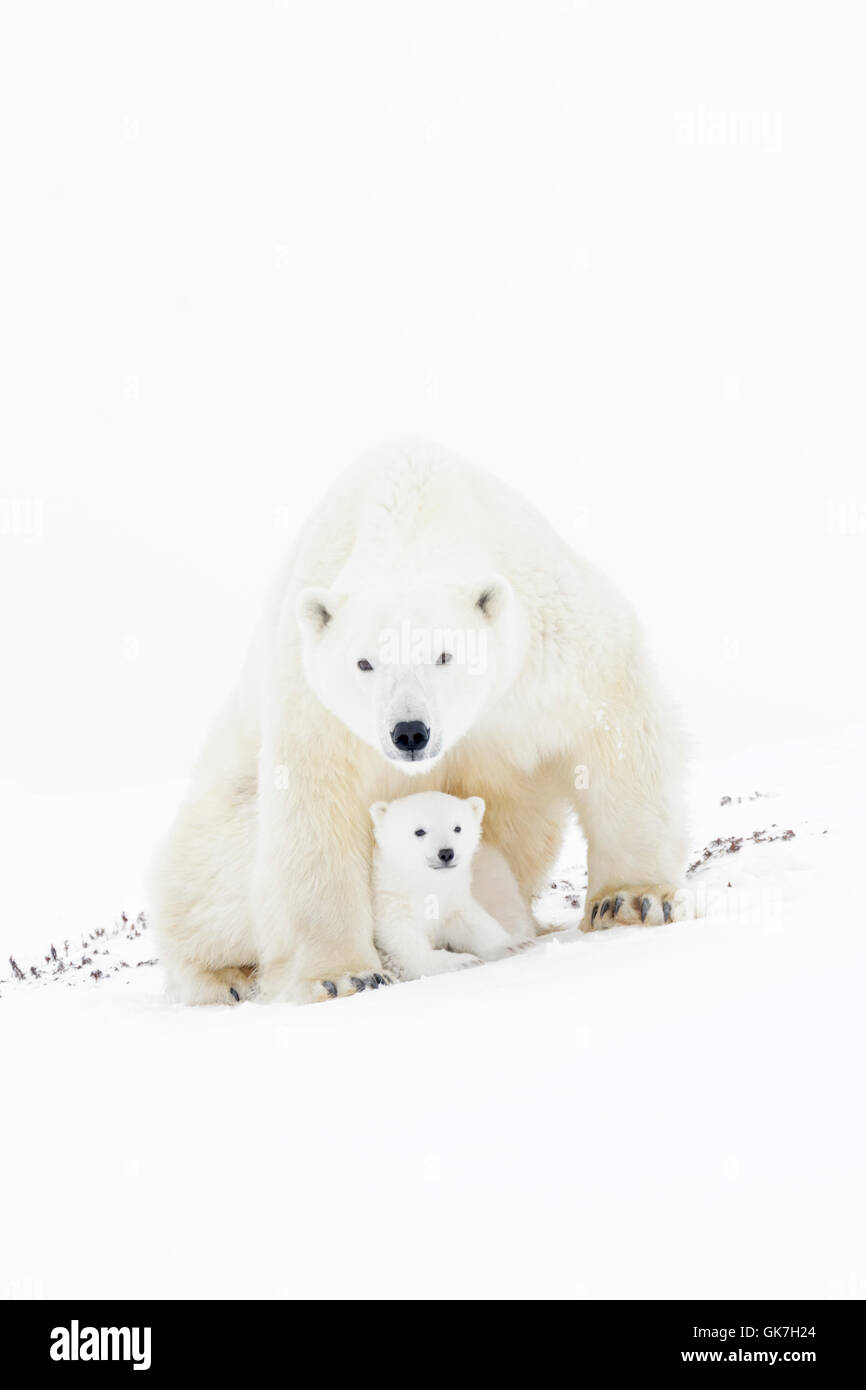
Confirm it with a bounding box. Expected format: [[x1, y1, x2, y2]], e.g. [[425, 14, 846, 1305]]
[[150, 437, 688, 1005], [370, 791, 523, 979]]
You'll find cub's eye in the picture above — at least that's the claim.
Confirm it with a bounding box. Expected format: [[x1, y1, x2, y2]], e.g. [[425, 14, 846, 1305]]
[[415, 828, 426, 837], [454, 826, 461, 833], [357, 659, 373, 671], [436, 652, 453, 666]]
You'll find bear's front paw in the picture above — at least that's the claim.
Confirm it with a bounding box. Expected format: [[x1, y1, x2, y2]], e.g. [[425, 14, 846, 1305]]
[[170, 964, 257, 1005], [312, 970, 394, 1003], [580, 888, 683, 932]]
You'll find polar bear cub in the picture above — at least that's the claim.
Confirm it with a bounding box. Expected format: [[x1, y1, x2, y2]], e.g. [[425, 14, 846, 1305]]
[[370, 791, 517, 980]]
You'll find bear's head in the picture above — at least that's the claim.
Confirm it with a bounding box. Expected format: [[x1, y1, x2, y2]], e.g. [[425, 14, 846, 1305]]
[[369, 791, 485, 874], [296, 575, 517, 771]]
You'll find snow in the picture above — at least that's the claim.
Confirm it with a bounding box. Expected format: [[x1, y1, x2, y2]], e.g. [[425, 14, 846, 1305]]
[[2, 726, 863, 1300]]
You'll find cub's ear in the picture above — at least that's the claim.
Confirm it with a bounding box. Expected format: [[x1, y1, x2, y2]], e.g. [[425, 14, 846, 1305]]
[[475, 575, 512, 623], [466, 796, 486, 822], [296, 587, 341, 637], [369, 801, 390, 827]]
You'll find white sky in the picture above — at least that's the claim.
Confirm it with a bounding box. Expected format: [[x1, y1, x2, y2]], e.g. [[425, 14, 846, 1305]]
[[1, 1, 863, 792]]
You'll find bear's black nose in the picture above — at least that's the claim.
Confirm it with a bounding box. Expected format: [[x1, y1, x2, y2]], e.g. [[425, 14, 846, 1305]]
[[438, 847, 454, 863], [391, 720, 430, 753]]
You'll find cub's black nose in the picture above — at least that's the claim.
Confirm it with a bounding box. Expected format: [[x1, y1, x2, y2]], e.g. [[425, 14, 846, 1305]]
[[391, 720, 430, 753], [438, 847, 454, 863]]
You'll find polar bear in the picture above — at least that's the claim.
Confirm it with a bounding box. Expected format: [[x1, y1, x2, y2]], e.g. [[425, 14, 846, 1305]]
[[150, 437, 688, 1005], [370, 791, 528, 980]]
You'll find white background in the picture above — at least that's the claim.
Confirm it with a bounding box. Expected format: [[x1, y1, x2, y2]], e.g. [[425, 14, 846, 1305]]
[[1, 1, 864, 1302]]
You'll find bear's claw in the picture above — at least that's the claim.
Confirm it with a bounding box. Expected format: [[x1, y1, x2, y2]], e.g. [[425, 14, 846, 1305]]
[[581, 887, 682, 932], [349, 972, 393, 991], [318, 971, 394, 1002]]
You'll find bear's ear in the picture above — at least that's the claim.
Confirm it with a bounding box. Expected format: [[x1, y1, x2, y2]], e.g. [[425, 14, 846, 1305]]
[[296, 587, 340, 637], [475, 575, 512, 623], [466, 795, 485, 822], [369, 801, 390, 827]]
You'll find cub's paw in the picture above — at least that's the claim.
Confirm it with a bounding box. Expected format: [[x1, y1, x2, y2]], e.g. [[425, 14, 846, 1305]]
[[580, 888, 682, 933], [431, 950, 482, 974], [505, 937, 536, 956], [312, 970, 394, 1003]]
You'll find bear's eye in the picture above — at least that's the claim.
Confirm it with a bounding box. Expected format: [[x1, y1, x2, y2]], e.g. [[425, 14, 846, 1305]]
[[357, 659, 373, 671], [436, 652, 453, 666], [415, 828, 426, 837], [454, 826, 461, 833]]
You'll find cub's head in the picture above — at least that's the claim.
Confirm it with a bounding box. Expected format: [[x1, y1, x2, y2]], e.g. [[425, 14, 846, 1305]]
[[296, 575, 516, 772], [369, 791, 485, 874]]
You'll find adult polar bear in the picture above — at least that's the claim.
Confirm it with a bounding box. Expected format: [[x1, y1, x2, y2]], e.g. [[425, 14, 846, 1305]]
[[151, 439, 688, 1005]]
